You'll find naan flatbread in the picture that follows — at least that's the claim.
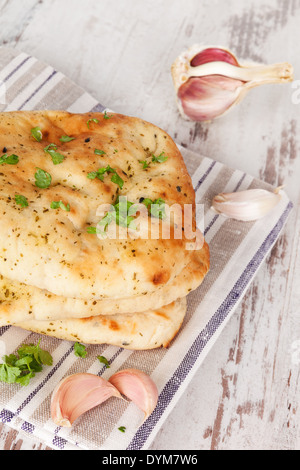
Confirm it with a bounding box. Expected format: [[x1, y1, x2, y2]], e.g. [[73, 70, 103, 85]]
[[0, 243, 209, 324], [0, 111, 201, 300], [0, 111, 210, 350], [14, 298, 187, 350]]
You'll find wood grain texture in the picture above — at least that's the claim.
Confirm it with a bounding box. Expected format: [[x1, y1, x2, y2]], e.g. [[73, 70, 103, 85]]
[[0, 0, 299, 450]]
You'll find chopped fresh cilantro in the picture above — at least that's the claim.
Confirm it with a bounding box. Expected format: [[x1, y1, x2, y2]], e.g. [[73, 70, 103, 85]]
[[0, 154, 19, 165], [87, 224, 108, 238], [0, 340, 53, 387], [74, 342, 87, 358], [87, 198, 136, 236], [88, 195, 166, 237], [87, 165, 124, 189], [97, 356, 110, 368], [139, 160, 150, 169], [152, 152, 168, 164], [59, 135, 75, 143], [0, 363, 22, 384], [44, 143, 57, 151], [44, 144, 65, 165], [118, 427, 126, 433], [87, 211, 117, 238], [111, 172, 124, 189], [35, 168, 52, 189], [15, 194, 29, 208], [49, 151, 65, 165], [17, 341, 53, 366], [87, 118, 99, 129], [150, 198, 166, 220], [51, 201, 70, 212], [142, 197, 166, 219], [141, 198, 153, 209], [87, 226, 98, 234], [114, 198, 137, 228], [139, 153, 167, 168], [98, 211, 116, 230], [103, 111, 111, 120], [94, 149, 106, 156], [87, 167, 108, 181], [15, 372, 35, 387], [31, 126, 43, 142], [87, 171, 99, 180]]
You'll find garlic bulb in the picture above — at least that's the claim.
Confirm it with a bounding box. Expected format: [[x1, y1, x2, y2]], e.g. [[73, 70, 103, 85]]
[[171, 45, 294, 121], [51, 373, 122, 427], [109, 369, 159, 421], [211, 187, 282, 221]]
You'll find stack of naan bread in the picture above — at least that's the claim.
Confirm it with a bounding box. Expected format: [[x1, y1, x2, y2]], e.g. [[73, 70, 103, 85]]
[[0, 111, 209, 350]]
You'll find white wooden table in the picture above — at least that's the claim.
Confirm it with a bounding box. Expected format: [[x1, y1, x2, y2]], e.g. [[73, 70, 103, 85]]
[[0, 0, 299, 450]]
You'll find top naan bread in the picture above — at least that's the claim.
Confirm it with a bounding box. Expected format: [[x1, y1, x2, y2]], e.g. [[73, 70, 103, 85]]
[[0, 111, 205, 300]]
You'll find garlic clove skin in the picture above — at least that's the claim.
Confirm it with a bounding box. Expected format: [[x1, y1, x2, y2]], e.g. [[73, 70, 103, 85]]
[[51, 373, 122, 427], [211, 188, 282, 222], [177, 75, 244, 122], [108, 369, 159, 421], [171, 45, 294, 122]]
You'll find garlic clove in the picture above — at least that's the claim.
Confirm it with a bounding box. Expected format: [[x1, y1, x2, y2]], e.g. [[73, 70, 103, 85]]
[[190, 47, 239, 67], [211, 187, 282, 222], [51, 373, 122, 427], [108, 369, 158, 421], [177, 75, 244, 122], [171, 45, 294, 122]]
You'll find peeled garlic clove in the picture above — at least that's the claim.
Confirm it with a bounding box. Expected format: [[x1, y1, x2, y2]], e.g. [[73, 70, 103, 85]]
[[171, 45, 294, 121], [109, 369, 158, 421], [211, 187, 282, 222], [51, 373, 122, 427]]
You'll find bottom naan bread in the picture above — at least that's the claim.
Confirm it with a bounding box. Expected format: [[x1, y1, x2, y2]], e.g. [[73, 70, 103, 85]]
[[13, 298, 187, 350], [0, 244, 209, 324]]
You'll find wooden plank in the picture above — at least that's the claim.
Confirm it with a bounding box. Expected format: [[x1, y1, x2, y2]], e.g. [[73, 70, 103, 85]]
[[0, 422, 51, 450]]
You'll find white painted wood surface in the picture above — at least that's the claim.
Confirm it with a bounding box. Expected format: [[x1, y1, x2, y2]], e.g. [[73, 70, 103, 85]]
[[0, 0, 299, 450]]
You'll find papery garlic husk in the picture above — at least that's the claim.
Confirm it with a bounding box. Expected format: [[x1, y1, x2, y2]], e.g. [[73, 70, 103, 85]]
[[211, 187, 282, 222], [171, 45, 294, 121], [51, 373, 122, 427], [108, 369, 159, 421]]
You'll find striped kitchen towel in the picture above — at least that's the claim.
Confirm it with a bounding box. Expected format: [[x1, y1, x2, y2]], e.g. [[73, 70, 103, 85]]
[[0, 47, 293, 450]]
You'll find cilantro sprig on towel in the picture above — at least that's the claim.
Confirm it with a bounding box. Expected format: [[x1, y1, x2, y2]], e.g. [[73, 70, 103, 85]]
[[74, 342, 87, 358], [0, 340, 53, 387]]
